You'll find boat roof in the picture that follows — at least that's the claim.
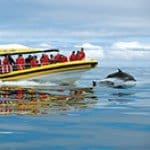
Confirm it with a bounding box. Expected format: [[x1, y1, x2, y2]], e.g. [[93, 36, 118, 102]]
[[0, 44, 59, 56]]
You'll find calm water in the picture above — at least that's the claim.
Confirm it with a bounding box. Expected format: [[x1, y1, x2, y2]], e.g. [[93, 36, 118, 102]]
[[0, 66, 150, 150]]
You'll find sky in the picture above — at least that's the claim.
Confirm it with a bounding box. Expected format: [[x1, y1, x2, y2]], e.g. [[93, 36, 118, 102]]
[[0, 0, 149, 66], [0, 0, 149, 39]]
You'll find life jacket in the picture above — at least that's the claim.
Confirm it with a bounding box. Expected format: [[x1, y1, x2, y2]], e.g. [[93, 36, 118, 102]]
[[79, 51, 85, 59], [30, 58, 38, 67], [2, 57, 11, 73], [61, 55, 68, 62], [76, 51, 85, 60], [54, 54, 61, 62], [40, 54, 50, 65], [16, 56, 25, 70], [69, 53, 76, 61]]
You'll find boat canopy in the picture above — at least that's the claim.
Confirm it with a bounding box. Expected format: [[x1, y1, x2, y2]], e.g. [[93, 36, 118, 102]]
[[0, 44, 59, 56]]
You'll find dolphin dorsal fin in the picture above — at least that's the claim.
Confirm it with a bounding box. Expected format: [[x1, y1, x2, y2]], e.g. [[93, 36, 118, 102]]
[[118, 68, 122, 72]]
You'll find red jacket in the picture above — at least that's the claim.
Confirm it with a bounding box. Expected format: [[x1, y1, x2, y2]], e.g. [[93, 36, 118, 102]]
[[16, 56, 25, 70], [3, 57, 9, 65], [61, 55, 68, 62], [30, 58, 38, 67], [54, 54, 61, 62], [40, 54, 50, 65], [79, 51, 85, 59], [69, 53, 76, 61]]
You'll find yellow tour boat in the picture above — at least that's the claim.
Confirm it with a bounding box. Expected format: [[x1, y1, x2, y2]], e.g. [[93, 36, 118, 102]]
[[0, 44, 98, 84]]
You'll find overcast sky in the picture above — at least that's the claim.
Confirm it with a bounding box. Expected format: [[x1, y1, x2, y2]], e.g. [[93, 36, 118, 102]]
[[0, 0, 149, 39]]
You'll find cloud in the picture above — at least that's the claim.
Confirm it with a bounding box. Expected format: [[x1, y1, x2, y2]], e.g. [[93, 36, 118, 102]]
[[74, 41, 150, 63], [107, 41, 150, 61], [75, 43, 103, 50], [0, 0, 149, 38], [106, 49, 150, 61], [74, 43, 104, 59], [38, 43, 53, 49], [111, 41, 150, 50]]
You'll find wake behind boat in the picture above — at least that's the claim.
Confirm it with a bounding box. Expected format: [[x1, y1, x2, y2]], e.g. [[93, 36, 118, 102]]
[[0, 44, 98, 84]]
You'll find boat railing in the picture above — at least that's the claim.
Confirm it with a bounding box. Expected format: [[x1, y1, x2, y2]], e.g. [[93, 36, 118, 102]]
[[0, 60, 75, 74], [0, 63, 47, 74], [0, 64, 34, 74], [0, 58, 89, 74]]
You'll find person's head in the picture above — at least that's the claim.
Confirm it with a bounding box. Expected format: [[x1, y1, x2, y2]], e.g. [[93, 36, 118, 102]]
[[50, 54, 53, 58], [34, 55, 37, 59], [29, 55, 32, 58], [81, 47, 84, 51]]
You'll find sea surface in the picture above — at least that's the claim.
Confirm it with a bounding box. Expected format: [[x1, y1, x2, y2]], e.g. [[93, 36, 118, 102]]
[[0, 65, 150, 150]]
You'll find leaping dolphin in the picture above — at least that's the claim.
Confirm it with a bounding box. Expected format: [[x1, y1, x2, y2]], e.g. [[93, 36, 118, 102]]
[[106, 68, 136, 81], [97, 69, 136, 88]]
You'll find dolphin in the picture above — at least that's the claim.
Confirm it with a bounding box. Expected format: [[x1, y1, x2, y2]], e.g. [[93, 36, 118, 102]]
[[98, 69, 136, 88], [106, 68, 136, 81]]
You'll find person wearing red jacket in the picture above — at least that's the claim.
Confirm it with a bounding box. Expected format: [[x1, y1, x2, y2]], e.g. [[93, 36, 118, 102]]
[[40, 54, 50, 65], [76, 48, 86, 60], [30, 55, 39, 67], [54, 52, 61, 63], [60, 55, 68, 62], [76, 51, 81, 60], [49, 54, 55, 64], [79, 47, 85, 59], [2, 54, 12, 73], [0, 59, 1, 73], [16, 54, 25, 70], [69, 51, 76, 61]]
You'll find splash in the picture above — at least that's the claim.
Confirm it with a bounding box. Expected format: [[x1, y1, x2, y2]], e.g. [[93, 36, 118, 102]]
[[99, 78, 136, 89], [0, 80, 56, 88]]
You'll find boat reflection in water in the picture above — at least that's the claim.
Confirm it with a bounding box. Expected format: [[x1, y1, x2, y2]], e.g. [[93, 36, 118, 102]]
[[0, 86, 97, 115]]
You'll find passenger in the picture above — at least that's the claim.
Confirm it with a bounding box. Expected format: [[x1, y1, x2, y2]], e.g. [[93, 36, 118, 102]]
[[76, 51, 81, 60], [69, 51, 76, 61], [8, 55, 15, 71], [76, 48, 86, 60], [30, 55, 39, 67], [60, 55, 68, 62], [49, 54, 55, 64], [40, 54, 44, 65], [2, 55, 11, 73], [34, 55, 39, 65], [40, 54, 50, 65], [0, 59, 2, 73], [8, 55, 15, 65], [79, 47, 86, 59], [16, 54, 25, 70], [25, 55, 32, 68], [54, 52, 61, 63]]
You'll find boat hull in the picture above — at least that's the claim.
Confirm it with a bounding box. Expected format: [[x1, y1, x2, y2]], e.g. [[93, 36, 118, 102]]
[[29, 69, 89, 84]]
